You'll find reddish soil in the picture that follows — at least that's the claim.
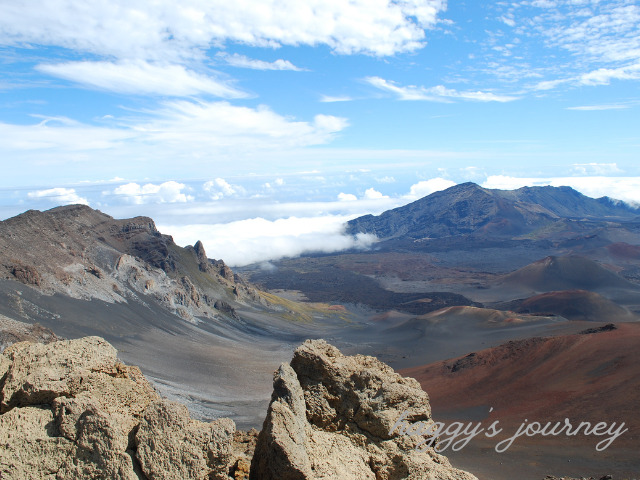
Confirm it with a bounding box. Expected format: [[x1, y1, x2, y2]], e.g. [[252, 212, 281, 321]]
[[401, 322, 640, 445]]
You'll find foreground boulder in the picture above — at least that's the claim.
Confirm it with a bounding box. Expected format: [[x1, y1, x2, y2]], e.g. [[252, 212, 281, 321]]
[[251, 339, 478, 480], [0, 336, 236, 479]]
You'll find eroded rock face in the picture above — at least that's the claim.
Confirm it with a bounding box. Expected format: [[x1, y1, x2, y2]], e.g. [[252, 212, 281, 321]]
[[251, 339, 478, 480], [0, 336, 237, 480]]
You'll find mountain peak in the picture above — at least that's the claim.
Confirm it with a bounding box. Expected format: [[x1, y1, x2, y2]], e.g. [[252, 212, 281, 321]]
[[347, 183, 638, 243]]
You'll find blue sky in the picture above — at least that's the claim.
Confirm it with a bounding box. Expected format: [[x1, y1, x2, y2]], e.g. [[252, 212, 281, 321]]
[[1, 0, 639, 265]]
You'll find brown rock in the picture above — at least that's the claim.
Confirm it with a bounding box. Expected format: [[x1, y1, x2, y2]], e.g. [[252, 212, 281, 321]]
[[0, 405, 74, 479], [135, 399, 235, 480], [194, 240, 215, 274], [1, 336, 118, 411], [214, 299, 240, 319], [0, 336, 238, 480], [233, 458, 251, 480], [251, 339, 478, 480], [212, 259, 235, 282], [56, 404, 138, 480]]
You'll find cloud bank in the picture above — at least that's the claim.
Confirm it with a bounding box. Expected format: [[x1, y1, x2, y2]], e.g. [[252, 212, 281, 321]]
[[159, 215, 377, 267], [0, 0, 446, 58]]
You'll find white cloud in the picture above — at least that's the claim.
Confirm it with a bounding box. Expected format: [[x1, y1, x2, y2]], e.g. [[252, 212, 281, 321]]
[[0, 0, 447, 58], [482, 175, 640, 205], [509, 1, 640, 93], [134, 101, 347, 150], [113, 181, 193, 204], [0, 118, 133, 151], [338, 193, 358, 202], [498, 15, 516, 27], [363, 188, 388, 199], [36, 60, 246, 98], [159, 215, 378, 266], [0, 100, 349, 172], [132, 100, 348, 150], [567, 104, 629, 111], [404, 178, 456, 200], [376, 176, 396, 184], [534, 63, 640, 91], [365, 77, 518, 102], [320, 95, 354, 103], [27, 187, 89, 205], [578, 63, 640, 86], [218, 53, 306, 71], [262, 179, 284, 190], [571, 163, 621, 175], [203, 178, 243, 200], [532, 78, 571, 91]]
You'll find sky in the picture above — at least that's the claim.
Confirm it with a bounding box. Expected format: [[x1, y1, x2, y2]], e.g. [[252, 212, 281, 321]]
[[1, 0, 639, 266]]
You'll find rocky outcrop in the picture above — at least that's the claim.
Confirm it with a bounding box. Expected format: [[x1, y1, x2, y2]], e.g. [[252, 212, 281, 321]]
[[193, 240, 214, 274], [0, 336, 480, 479], [251, 339, 477, 480], [0, 336, 237, 479]]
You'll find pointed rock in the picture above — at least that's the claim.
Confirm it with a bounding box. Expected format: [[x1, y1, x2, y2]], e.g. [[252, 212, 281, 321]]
[[251, 339, 478, 480]]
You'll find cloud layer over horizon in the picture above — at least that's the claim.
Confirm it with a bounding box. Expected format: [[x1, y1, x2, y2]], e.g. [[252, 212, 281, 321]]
[[6, 175, 638, 267]]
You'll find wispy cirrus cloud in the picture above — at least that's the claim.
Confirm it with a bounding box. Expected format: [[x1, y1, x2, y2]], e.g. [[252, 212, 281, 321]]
[[131, 100, 349, 150], [488, 1, 640, 93], [319, 95, 354, 103], [533, 63, 640, 91], [217, 53, 306, 71], [365, 77, 518, 102], [1, 99, 347, 155], [566, 104, 630, 111], [36, 60, 247, 98]]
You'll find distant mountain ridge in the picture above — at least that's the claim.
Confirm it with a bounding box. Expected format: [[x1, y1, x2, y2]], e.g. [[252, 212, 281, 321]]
[[346, 182, 639, 242]]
